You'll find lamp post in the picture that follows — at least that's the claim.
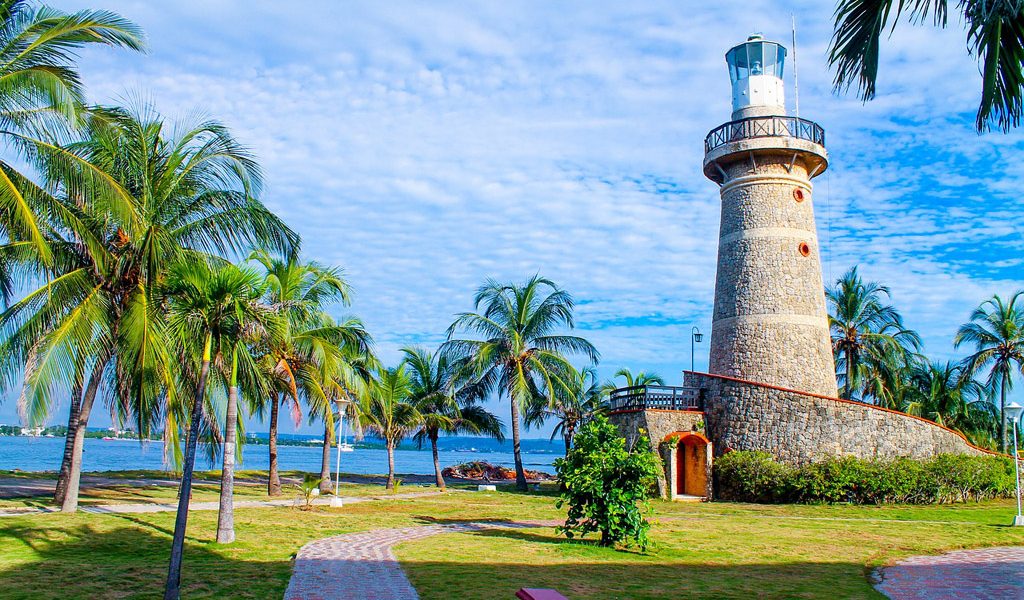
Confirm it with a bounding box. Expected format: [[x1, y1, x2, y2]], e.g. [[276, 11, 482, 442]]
[[690, 326, 704, 373], [1006, 401, 1024, 526], [331, 397, 350, 508]]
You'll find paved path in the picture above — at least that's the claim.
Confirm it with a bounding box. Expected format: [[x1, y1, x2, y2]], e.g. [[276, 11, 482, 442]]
[[284, 521, 557, 600], [874, 546, 1024, 599], [0, 490, 449, 517]]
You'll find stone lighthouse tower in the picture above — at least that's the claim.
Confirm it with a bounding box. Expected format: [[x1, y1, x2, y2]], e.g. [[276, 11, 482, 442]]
[[702, 35, 838, 397]]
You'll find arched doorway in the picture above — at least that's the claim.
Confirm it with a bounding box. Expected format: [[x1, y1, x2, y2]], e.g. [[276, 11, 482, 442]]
[[674, 433, 709, 497]]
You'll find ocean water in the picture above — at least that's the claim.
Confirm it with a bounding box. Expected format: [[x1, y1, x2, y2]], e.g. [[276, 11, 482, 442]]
[[0, 434, 563, 475]]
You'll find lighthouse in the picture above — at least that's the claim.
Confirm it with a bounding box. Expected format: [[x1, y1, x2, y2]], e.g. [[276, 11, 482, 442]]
[[702, 35, 838, 397]]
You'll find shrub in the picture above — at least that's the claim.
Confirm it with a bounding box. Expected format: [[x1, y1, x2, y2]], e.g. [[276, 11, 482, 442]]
[[789, 456, 865, 503], [714, 451, 1016, 505], [714, 450, 793, 503], [554, 415, 662, 550]]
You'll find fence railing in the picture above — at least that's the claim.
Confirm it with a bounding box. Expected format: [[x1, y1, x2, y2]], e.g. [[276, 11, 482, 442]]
[[607, 385, 703, 412], [704, 115, 825, 154]]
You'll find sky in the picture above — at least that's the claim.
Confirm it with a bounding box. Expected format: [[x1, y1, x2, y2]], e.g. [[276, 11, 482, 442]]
[[2, 1, 1023, 438]]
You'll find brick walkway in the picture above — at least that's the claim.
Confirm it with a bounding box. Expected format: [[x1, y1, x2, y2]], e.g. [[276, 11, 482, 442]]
[[284, 521, 555, 600], [874, 546, 1024, 600]]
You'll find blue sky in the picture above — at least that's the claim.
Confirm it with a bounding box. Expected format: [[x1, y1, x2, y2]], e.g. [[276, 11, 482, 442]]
[[2, 1, 1023, 437]]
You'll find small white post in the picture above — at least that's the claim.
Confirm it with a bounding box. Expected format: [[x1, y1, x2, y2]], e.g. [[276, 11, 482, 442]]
[[1015, 428, 1022, 525], [1007, 401, 1024, 526], [332, 401, 345, 508]]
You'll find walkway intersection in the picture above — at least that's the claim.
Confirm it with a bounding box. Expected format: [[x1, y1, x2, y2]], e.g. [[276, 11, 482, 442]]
[[284, 521, 557, 600], [874, 546, 1024, 600]]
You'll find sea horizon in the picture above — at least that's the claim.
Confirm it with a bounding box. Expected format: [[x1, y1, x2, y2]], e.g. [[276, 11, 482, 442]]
[[0, 433, 564, 476]]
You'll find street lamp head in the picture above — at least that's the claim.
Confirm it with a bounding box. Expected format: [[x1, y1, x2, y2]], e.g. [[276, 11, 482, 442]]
[[1006, 401, 1024, 424], [694, 332, 704, 343]]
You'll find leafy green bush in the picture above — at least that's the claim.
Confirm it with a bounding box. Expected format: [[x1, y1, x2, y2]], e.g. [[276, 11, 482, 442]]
[[790, 456, 865, 503], [714, 451, 1016, 505], [714, 450, 792, 503], [554, 415, 661, 550]]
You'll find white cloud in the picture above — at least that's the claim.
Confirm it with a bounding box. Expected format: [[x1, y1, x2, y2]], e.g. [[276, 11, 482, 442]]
[[14, 0, 1024, 433]]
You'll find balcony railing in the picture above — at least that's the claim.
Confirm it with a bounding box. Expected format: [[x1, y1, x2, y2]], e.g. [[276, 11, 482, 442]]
[[608, 385, 703, 412], [704, 115, 825, 154]]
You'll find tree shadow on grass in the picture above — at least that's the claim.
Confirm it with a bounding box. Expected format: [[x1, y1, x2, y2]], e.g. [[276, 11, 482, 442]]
[[401, 559, 892, 599], [0, 521, 291, 600]]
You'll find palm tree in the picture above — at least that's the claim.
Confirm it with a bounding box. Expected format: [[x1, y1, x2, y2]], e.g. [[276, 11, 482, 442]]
[[444, 276, 598, 491], [359, 365, 421, 490], [526, 365, 605, 454], [829, 0, 1024, 132], [211, 287, 284, 545], [827, 266, 921, 401], [904, 361, 987, 433], [0, 1, 144, 265], [248, 251, 360, 495], [312, 325, 374, 495], [162, 260, 268, 598], [0, 105, 297, 512], [601, 367, 665, 395], [402, 346, 504, 489], [955, 292, 1024, 452]]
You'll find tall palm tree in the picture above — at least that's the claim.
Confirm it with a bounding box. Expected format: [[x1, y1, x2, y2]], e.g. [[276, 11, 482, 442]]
[[359, 365, 421, 490], [402, 345, 504, 489], [0, 104, 297, 512], [162, 260, 268, 598], [210, 286, 284, 545], [248, 251, 358, 495], [526, 364, 605, 454], [312, 324, 374, 494], [444, 276, 598, 491], [0, 1, 144, 266], [955, 291, 1024, 452], [829, 0, 1024, 132], [827, 266, 921, 401]]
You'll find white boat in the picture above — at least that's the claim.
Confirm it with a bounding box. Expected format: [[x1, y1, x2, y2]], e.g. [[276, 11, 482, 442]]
[[340, 443, 355, 452]]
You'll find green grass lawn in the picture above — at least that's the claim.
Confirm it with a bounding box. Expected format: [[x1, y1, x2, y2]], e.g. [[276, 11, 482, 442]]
[[1, 483, 1022, 599]]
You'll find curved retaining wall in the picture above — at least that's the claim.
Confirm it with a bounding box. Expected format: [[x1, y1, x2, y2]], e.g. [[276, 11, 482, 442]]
[[685, 371, 991, 464]]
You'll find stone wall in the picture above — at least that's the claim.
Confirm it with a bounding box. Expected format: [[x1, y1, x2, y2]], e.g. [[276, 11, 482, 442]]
[[686, 372, 988, 464], [608, 409, 710, 499]]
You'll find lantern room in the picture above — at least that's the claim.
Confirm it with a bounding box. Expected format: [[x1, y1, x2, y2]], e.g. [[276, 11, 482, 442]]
[[726, 34, 787, 119]]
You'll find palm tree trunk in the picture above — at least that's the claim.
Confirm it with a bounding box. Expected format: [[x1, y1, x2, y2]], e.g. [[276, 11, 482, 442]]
[[560, 430, 573, 493], [216, 352, 239, 544], [60, 355, 110, 513], [386, 441, 396, 490], [1001, 373, 1009, 454], [845, 348, 854, 400], [430, 430, 444, 489], [268, 393, 281, 496], [53, 380, 84, 505], [165, 334, 212, 600], [319, 422, 332, 494], [510, 397, 528, 491]]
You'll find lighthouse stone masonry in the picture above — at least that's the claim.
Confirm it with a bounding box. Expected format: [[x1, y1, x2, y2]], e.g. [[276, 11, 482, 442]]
[[606, 34, 988, 501], [703, 34, 836, 397]]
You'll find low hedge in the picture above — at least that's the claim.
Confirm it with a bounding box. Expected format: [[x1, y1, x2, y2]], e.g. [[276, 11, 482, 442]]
[[714, 451, 1016, 504]]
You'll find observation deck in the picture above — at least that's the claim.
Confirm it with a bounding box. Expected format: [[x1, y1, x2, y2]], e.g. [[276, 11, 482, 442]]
[[607, 385, 704, 413], [702, 115, 828, 183]]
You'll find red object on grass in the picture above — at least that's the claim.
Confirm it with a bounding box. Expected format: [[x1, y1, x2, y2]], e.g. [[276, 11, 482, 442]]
[[515, 589, 568, 600]]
